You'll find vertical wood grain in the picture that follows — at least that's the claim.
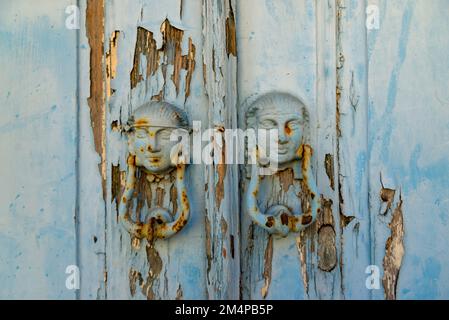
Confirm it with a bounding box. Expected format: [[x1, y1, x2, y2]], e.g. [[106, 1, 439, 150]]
[[237, 0, 342, 300], [0, 0, 78, 299], [368, 0, 449, 299], [202, 0, 240, 299]]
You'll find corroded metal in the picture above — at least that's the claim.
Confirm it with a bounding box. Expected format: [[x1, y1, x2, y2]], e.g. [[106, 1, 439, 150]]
[[245, 93, 319, 237], [119, 101, 191, 241]]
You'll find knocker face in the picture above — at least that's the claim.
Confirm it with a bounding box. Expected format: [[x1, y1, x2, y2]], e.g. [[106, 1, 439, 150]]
[[244, 93, 317, 237], [128, 101, 189, 174], [257, 107, 303, 165], [246, 92, 308, 165], [120, 101, 191, 241]]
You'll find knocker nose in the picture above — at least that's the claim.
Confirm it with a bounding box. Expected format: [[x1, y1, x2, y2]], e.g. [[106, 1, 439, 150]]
[[278, 129, 289, 144], [147, 136, 160, 152]]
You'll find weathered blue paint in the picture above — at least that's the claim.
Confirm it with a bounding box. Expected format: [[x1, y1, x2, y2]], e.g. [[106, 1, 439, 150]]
[[1, 0, 449, 300], [368, 0, 449, 300], [0, 0, 79, 299], [238, 0, 343, 300]]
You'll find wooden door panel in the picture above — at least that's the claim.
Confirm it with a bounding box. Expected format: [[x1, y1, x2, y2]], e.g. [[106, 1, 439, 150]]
[[2, 0, 449, 300], [92, 0, 239, 299], [237, 0, 344, 300], [367, 0, 449, 300], [101, 0, 208, 300], [0, 0, 79, 299]]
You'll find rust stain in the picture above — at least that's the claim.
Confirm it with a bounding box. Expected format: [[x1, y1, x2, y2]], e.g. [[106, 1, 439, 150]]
[[383, 197, 405, 300], [285, 123, 292, 136], [324, 154, 335, 190], [225, 3, 237, 57], [317, 198, 337, 272], [261, 235, 273, 299], [135, 118, 150, 127], [86, 0, 106, 199]]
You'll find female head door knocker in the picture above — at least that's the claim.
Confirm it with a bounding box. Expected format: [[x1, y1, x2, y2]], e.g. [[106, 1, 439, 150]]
[[245, 92, 319, 237], [119, 101, 191, 242]]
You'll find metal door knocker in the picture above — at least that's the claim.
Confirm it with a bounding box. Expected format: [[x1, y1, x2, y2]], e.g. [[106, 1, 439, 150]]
[[245, 92, 319, 237], [119, 101, 191, 241]]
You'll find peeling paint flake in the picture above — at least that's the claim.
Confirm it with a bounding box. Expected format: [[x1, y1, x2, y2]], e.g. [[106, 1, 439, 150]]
[[130, 20, 196, 101], [296, 232, 309, 295], [383, 198, 405, 300], [106, 31, 120, 97], [86, 0, 106, 199], [142, 244, 163, 300], [130, 27, 159, 90], [317, 198, 337, 272], [261, 235, 273, 299], [225, 4, 237, 57], [324, 154, 335, 190], [380, 174, 396, 216]]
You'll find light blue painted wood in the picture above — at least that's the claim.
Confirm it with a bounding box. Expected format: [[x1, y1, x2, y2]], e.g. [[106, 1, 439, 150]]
[[237, 0, 343, 300], [368, 0, 449, 299], [104, 0, 212, 299], [0, 0, 78, 299], [1, 0, 449, 300], [77, 0, 107, 299], [337, 0, 371, 299]]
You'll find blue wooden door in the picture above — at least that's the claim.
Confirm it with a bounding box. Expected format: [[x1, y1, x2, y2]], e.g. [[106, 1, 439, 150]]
[[1, 0, 449, 300]]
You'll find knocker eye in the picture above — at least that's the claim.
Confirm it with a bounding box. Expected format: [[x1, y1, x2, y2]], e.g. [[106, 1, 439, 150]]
[[259, 119, 277, 129], [286, 120, 300, 131]]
